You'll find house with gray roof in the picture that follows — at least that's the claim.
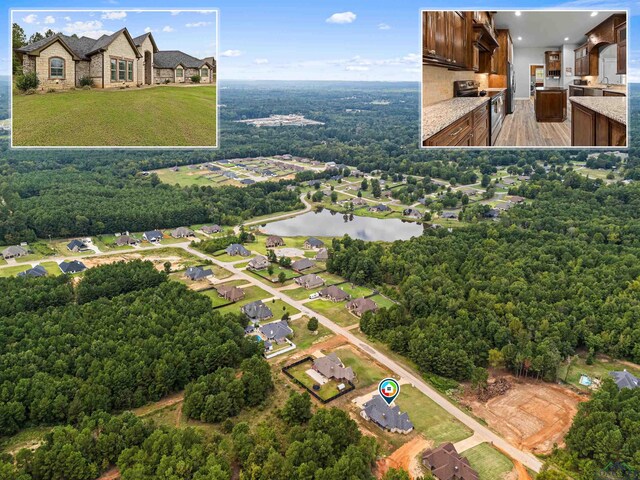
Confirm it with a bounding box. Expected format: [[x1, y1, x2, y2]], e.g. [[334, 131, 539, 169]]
[[313, 353, 355, 382], [346, 298, 378, 317], [315, 248, 329, 261], [291, 258, 316, 272], [369, 204, 391, 213], [185, 266, 213, 281], [360, 395, 413, 434], [226, 244, 250, 256], [319, 285, 350, 302], [171, 227, 195, 239], [15, 27, 215, 90], [59, 260, 86, 274], [248, 255, 270, 271], [115, 235, 138, 247], [2, 245, 28, 260], [241, 300, 273, 323], [67, 239, 88, 252], [266, 235, 285, 248], [295, 273, 325, 289], [18, 265, 48, 277], [201, 225, 222, 234], [259, 320, 293, 343], [422, 443, 479, 480], [143, 230, 163, 243], [610, 370, 640, 390], [304, 237, 325, 249]]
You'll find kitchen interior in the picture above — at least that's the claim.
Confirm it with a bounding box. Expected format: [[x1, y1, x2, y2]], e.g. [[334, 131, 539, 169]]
[[422, 10, 628, 148]]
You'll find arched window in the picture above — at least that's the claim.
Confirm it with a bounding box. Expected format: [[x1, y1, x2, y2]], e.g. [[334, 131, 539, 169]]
[[200, 66, 209, 78], [176, 67, 184, 78], [49, 57, 65, 79]]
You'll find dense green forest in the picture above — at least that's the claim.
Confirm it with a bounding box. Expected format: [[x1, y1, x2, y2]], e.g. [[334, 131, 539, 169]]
[[328, 179, 640, 381], [0, 261, 260, 436], [1, 397, 379, 480]]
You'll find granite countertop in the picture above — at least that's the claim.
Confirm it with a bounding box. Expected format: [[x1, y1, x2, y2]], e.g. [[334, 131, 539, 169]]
[[485, 87, 506, 92], [422, 97, 490, 140], [573, 84, 627, 95], [569, 97, 627, 125], [536, 86, 567, 91]]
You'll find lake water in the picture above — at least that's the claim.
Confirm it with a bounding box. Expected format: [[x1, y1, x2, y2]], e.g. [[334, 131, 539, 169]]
[[261, 209, 424, 242]]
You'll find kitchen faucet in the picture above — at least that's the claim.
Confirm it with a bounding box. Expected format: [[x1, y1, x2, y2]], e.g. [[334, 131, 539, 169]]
[[603, 76, 610, 86]]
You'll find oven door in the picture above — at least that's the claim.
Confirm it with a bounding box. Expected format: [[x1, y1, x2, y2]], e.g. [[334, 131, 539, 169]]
[[490, 95, 504, 145]]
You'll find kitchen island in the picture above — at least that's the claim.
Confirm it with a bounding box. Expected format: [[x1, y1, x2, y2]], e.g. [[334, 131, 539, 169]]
[[570, 96, 627, 146], [535, 87, 567, 122]]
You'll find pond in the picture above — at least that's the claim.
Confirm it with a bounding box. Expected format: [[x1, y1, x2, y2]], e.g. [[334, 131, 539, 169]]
[[261, 209, 424, 242]]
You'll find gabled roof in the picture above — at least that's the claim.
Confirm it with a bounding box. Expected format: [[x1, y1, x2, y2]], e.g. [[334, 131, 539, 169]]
[[115, 235, 137, 246], [610, 370, 640, 390], [315, 248, 329, 261], [185, 266, 213, 281], [202, 225, 222, 234], [347, 297, 378, 315], [154, 50, 210, 69], [171, 227, 195, 238], [248, 255, 270, 270], [362, 395, 413, 433], [15, 33, 82, 60], [226, 243, 250, 256], [144, 230, 163, 241], [259, 320, 292, 341], [241, 300, 273, 321], [18, 265, 48, 277], [132, 32, 159, 53], [67, 239, 87, 250], [87, 28, 142, 58], [291, 258, 315, 271], [2, 245, 28, 257], [320, 285, 350, 301], [313, 353, 355, 382], [305, 237, 325, 248], [59, 260, 86, 274], [295, 273, 324, 288], [422, 443, 479, 480]]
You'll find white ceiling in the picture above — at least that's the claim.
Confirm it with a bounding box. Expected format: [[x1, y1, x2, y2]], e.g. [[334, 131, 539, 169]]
[[493, 10, 626, 48]]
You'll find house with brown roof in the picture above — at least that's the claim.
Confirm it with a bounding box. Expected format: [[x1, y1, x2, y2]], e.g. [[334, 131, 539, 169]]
[[201, 225, 222, 234], [266, 235, 285, 248], [171, 227, 195, 238], [313, 353, 355, 382], [215, 284, 245, 303], [248, 255, 270, 271], [295, 273, 325, 289], [346, 298, 378, 317], [315, 248, 329, 261], [421, 443, 479, 480], [15, 27, 215, 90], [319, 285, 350, 302], [291, 258, 316, 272], [115, 235, 138, 247]]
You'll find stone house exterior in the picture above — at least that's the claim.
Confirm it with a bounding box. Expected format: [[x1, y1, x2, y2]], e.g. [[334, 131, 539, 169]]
[[15, 28, 215, 90]]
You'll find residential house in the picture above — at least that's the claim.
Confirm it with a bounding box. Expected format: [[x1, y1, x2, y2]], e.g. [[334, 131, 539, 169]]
[[315, 248, 329, 261], [171, 227, 195, 238], [422, 443, 479, 480], [226, 244, 250, 256], [350, 197, 368, 206], [143, 230, 163, 243], [346, 298, 378, 317], [215, 284, 245, 303], [241, 300, 273, 323], [441, 211, 458, 219], [15, 28, 215, 90], [507, 195, 525, 204], [266, 235, 285, 248], [369, 204, 391, 213], [360, 395, 413, 434], [67, 239, 88, 252], [610, 370, 640, 390], [59, 260, 87, 274], [240, 179, 256, 185], [403, 208, 422, 219], [484, 209, 500, 219], [185, 266, 213, 281], [18, 265, 47, 277], [259, 320, 293, 343], [115, 235, 138, 247], [313, 353, 355, 382], [295, 273, 325, 289], [201, 225, 222, 234], [2, 245, 28, 260], [248, 255, 270, 271], [319, 285, 350, 302], [304, 237, 325, 249], [291, 258, 316, 272]]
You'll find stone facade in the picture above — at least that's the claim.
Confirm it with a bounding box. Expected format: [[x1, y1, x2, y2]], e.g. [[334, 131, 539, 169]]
[[102, 32, 139, 88], [75, 60, 90, 86], [30, 41, 75, 90], [137, 36, 155, 86], [154, 68, 175, 84], [90, 53, 104, 88]]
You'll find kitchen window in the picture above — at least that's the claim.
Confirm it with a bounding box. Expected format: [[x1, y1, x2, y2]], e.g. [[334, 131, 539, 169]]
[[49, 57, 64, 79]]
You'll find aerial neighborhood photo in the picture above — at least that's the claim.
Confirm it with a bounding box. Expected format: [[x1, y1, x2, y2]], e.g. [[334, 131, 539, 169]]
[[0, 1, 638, 480], [11, 9, 217, 147]]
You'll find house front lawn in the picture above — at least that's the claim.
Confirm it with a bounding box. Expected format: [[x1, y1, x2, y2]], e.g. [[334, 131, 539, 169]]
[[332, 346, 391, 389], [306, 299, 358, 327], [286, 361, 342, 401], [13, 86, 217, 147]]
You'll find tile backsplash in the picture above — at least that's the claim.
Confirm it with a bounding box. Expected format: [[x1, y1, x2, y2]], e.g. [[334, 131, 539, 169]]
[[422, 66, 476, 106]]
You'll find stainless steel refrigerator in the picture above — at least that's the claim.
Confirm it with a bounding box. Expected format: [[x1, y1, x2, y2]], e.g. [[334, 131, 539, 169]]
[[507, 62, 516, 114]]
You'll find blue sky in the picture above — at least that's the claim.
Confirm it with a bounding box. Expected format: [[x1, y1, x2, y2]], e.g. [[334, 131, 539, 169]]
[[2, 0, 638, 81]]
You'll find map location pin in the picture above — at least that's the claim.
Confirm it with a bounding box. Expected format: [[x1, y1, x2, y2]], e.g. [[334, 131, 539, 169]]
[[378, 378, 400, 406]]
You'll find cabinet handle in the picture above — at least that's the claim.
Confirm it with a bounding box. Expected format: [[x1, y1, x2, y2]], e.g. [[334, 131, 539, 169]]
[[449, 127, 464, 137], [428, 49, 436, 55]]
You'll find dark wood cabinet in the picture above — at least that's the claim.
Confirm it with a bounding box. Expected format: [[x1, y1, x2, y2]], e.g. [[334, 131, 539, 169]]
[[574, 44, 589, 76], [571, 103, 626, 146], [495, 30, 512, 75], [545, 51, 561, 78], [535, 88, 567, 122], [603, 90, 625, 97], [473, 102, 490, 146], [616, 21, 626, 74], [423, 11, 469, 69], [424, 103, 489, 147]]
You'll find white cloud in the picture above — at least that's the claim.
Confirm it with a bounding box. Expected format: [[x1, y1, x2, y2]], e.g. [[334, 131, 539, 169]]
[[162, 26, 175, 32], [326, 12, 356, 24], [254, 58, 269, 64], [101, 11, 127, 20], [346, 65, 369, 71], [170, 10, 181, 16], [44, 15, 56, 24], [221, 49, 242, 57], [63, 20, 113, 38], [64, 16, 71, 21], [144, 27, 153, 33], [185, 21, 211, 28], [22, 14, 38, 24], [378, 23, 391, 30]]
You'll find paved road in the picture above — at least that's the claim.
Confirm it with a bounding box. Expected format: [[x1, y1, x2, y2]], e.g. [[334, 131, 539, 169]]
[[182, 245, 544, 472]]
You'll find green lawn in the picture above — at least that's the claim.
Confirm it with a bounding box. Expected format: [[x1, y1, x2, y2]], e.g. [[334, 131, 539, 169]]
[[201, 288, 233, 308], [463, 443, 514, 480], [394, 385, 472, 444], [332, 346, 390, 388], [338, 283, 374, 299], [289, 317, 334, 350], [558, 354, 640, 391], [215, 285, 272, 316], [286, 286, 324, 301], [287, 361, 342, 400], [0, 264, 31, 277], [13, 86, 217, 147], [369, 294, 397, 309], [306, 299, 358, 327]]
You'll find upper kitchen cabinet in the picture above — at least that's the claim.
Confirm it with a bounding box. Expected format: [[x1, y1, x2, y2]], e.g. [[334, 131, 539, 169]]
[[545, 51, 561, 78], [615, 21, 626, 74], [583, 13, 626, 76], [494, 30, 512, 75], [423, 11, 470, 69], [574, 44, 589, 76]]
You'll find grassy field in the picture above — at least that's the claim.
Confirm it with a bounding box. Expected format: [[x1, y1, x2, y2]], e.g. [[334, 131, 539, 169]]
[[463, 443, 514, 480], [0, 261, 61, 278], [289, 316, 334, 350], [394, 385, 472, 444], [13, 86, 217, 147], [214, 285, 271, 316], [558, 354, 640, 391], [287, 361, 342, 400], [306, 299, 358, 327], [332, 346, 390, 388]]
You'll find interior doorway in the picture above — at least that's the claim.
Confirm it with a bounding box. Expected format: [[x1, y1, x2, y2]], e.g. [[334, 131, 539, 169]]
[[529, 64, 544, 98]]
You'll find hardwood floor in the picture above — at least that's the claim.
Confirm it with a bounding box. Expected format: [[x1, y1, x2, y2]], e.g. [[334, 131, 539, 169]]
[[494, 99, 570, 147]]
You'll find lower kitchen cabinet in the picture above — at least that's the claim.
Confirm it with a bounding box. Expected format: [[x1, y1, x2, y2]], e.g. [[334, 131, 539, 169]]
[[571, 103, 626, 146], [425, 103, 489, 147]]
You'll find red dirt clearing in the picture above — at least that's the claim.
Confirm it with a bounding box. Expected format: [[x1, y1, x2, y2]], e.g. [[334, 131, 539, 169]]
[[376, 436, 432, 479]]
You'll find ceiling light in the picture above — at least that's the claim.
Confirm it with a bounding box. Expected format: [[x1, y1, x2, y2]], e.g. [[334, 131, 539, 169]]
[[591, 11, 598, 16], [515, 11, 522, 16], [564, 37, 569, 41], [517, 36, 522, 41]]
